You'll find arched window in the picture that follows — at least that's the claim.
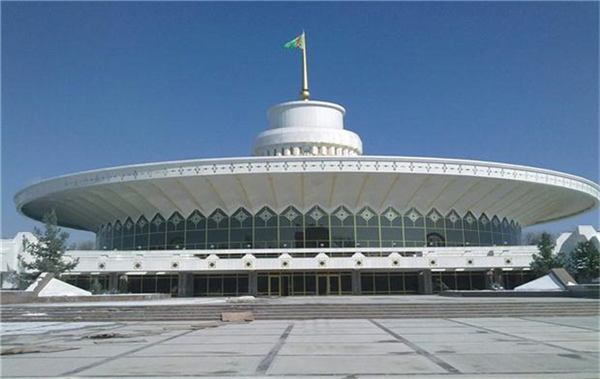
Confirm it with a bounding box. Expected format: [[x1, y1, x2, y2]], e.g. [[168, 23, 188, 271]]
[[426, 232, 446, 247]]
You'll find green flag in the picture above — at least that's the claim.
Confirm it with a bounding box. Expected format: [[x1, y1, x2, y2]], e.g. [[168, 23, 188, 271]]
[[284, 34, 304, 49]]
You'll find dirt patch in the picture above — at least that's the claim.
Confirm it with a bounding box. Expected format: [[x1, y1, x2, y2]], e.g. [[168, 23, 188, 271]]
[[221, 311, 254, 322], [1, 345, 79, 356]]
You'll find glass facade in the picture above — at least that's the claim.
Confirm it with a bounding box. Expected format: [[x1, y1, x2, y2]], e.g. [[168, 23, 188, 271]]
[[360, 272, 419, 294], [432, 271, 488, 292], [63, 270, 536, 296], [96, 206, 521, 251], [257, 271, 353, 296], [193, 274, 249, 296]]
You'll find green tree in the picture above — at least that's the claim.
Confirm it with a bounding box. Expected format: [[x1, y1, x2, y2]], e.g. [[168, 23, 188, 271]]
[[90, 278, 104, 294], [18, 210, 80, 284], [530, 232, 562, 276], [564, 241, 599, 283]]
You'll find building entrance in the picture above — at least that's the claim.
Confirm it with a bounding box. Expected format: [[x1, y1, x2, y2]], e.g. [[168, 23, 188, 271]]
[[317, 274, 341, 295], [268, 274, 292, 296], [257, 271, 352, 296]]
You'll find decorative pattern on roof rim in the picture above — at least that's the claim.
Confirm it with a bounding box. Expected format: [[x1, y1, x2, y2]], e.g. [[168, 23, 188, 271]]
[[15, 155, 600, 206]]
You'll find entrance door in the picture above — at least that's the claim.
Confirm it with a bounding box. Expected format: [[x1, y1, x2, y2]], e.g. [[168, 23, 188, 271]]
[[281, 275, 291, 296], [269, 275, 280, 296], [328, 275, 340, 295], [268, 274, 291, 296], [317, 276, 327, 296], [317, 274, 341, 295]]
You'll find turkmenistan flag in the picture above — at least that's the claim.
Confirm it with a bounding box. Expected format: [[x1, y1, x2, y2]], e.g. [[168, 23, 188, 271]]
[[283, 34, 304, 49]]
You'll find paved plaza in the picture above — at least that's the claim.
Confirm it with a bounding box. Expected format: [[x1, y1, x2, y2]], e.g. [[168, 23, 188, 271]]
[[1, 315, 599, 378]]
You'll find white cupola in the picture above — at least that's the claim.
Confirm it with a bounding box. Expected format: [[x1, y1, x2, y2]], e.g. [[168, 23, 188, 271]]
[[252, 100, 363, 157]]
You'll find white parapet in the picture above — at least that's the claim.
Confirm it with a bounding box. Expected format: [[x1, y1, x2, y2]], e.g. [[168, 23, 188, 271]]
[[252, 100, 363, 156], [63, 245, 537, 274]]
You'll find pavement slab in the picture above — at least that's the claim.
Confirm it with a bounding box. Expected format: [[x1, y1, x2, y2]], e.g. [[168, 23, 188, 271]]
[[0, 315, 598, 378]]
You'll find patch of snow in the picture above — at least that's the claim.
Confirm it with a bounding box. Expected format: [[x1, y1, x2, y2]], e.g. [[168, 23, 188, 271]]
[[514, 274, 565, 291]]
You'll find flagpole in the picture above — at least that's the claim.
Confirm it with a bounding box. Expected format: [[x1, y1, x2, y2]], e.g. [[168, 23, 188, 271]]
[[300, 31, 310, 100]]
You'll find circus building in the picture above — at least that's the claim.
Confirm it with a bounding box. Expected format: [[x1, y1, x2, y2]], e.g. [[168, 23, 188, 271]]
[[11, 35, 600, 296]]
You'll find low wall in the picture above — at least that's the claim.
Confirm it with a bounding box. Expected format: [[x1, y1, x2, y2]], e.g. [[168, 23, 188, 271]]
[[0, 291, 37, 305], [568, 285, 600, 299], [34, 293, 171, 303], [439, 290, 569, 298], [1, 291, 171, 305]]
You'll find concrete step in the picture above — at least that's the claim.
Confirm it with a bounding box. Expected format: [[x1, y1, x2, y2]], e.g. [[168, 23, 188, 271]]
[[3, 299, 598, 322]]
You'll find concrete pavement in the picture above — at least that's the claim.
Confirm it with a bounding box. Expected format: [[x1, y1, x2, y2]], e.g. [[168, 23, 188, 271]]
[[1, 316, 599, 378]]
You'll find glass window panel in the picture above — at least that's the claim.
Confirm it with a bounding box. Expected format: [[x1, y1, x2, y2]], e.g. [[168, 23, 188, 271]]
[[305, 206, 330, 247], [361, 273, 374, 293], [425, 209, 444, 229], [470, 272, 486, 290], [207, 230, 229, 249], [279, 206, 304, 248], [167, 232, 185, 250], [445, 210, 464, 231], [141, 276, 156, 293], [404, 228, 425, 246], [404, 274, 419, 293], [390, 274, 403, 293], [456, 273, 471, 290], [237, 275, 249, 294], [167, 212, 185, 232], [113, 221, 123, 250], [381, 207, 403, 248], [293, 274, 304, 294], [185, 211, 206, 249], [331, 226, 355, 247], [446, 230, 464, 247], [331, 206, 354, 227], [441, 273, 456, 290], [223, 276, 237, 294], [304, 274, 316, 295], [194, 275, 207, 296], [403, 208, 424, 228], [341, 274, 352, 293], [156, 276, 172, 293], [149, 232, 166, 250], [257, 275, 268, 295], [426, 232, 446, 247], [463, 212, 479, 231], [374, 274, 389, 293], [464, 231, 480, 246], [491, 216, 502, 233], [230, 228, 253, 249], [104, 224, 113, 250], [135, 216, 149, 250], [127, 276, 142, 293], [150, 214, 166, 233], [208, 276, 222, 294]]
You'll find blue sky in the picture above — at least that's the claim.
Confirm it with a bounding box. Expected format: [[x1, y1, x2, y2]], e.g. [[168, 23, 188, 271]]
[[2, 2, 598, 242]]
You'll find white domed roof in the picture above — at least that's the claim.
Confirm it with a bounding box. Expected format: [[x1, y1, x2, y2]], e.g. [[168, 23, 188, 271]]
[[253, 100, 362, 157]]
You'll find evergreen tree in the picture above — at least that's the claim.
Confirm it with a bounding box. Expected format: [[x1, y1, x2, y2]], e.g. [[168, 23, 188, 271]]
[[18, 210, 80, 283], [564, 241, 599, 283], [530, 232, 562, 276]]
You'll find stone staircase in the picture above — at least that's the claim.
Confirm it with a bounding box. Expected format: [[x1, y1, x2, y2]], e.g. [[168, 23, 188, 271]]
[[2, 300, 599, 322]]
